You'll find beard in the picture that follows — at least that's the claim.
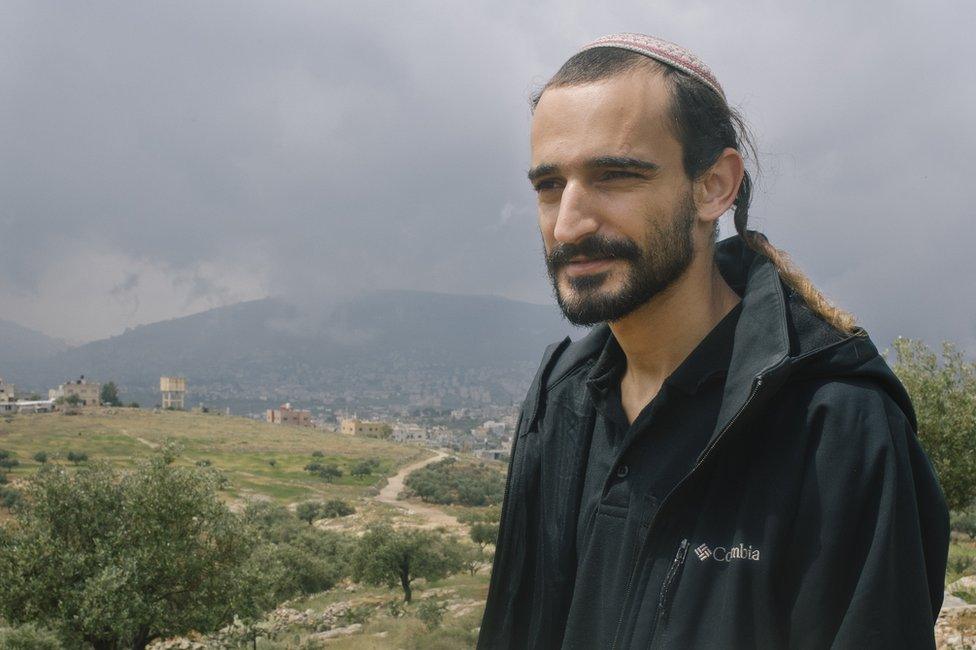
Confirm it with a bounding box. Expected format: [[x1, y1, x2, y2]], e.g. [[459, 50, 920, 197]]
[[545, 191, 697, 327]]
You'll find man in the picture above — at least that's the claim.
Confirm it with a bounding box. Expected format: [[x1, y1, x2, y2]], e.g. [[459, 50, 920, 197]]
[[478, 34, 949, 649]]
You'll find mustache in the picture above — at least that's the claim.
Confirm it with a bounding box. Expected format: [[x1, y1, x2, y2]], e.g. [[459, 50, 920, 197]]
[[546, 235, 642, 271]]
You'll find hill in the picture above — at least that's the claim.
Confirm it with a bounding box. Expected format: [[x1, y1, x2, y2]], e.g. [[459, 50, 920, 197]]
[[5, 290, 578, 411], [0, 319, 70, 380]]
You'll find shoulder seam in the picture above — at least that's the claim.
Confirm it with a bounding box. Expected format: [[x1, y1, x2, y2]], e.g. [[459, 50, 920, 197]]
[[546, 362, 595, 392]]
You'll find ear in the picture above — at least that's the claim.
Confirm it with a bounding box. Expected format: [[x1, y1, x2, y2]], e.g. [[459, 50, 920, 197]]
[[693, 147, 744, 224]]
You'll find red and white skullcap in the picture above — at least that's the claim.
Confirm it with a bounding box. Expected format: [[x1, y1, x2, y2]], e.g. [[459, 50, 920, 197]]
[[579, 33, 725, 100]]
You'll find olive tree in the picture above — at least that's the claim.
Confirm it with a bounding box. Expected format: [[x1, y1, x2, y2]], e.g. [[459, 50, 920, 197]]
[[0, 449, 256, 649], [295, 500, 322, 525], [890, 337, 976, 511], [352, 524, 463, 602]]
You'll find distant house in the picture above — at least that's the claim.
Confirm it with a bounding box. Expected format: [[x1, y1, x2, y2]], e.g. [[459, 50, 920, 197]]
[[482, 420, 507, 436], [391, 423, 429, 443], [49, 375, 101, 406], [340, 418, 389, 437], [266, 402, 311, 427]]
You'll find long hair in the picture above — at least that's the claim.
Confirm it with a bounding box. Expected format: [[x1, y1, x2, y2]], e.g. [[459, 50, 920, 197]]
[[531, 48, 859, 336]]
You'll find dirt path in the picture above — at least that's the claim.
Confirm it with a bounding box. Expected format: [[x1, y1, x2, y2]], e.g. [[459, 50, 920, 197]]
[[376, 450, 463, 530], [121, 429, 159, 449]]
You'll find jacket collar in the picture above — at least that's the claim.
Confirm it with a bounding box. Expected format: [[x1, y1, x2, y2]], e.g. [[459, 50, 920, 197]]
[[710, 234, 793, 437]]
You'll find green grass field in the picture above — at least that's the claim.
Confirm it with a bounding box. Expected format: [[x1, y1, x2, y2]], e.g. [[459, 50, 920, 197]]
[[0, 408, 431, 507]]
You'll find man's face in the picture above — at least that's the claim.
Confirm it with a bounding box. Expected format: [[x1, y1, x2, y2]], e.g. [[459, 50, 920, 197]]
[[529, 69, 700, 326]]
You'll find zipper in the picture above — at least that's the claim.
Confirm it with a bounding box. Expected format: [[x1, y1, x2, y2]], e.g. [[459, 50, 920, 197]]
[[648, 538, 690, 650], [609, 371, 769, 650]]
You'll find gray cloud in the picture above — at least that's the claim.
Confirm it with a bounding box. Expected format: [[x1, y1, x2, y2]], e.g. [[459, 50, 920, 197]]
[[0, 0, 973, 353]]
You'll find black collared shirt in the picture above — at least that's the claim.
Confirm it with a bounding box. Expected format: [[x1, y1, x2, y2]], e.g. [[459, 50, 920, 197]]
[[561, 302, 743, 649]]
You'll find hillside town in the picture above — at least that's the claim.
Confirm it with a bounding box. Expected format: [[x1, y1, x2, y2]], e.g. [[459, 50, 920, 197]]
[[0, 370, 517, 459]]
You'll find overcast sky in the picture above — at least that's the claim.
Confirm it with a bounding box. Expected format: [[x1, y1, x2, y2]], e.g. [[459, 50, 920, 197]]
[[1, 1, 973, 356]]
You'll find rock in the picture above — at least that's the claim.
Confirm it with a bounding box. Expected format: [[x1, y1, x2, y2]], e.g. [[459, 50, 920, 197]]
[[947, 575, 976, 594], [943, 592, 970, 610], [936, 604, 976, 649], [312, 623, 363, 639]]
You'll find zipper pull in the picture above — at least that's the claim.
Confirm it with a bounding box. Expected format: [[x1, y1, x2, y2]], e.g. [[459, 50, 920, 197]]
[[657, 538, 690, 611]]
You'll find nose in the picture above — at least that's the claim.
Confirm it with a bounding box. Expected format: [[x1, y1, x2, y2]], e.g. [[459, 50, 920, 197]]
[[552, 181, 599, 245]]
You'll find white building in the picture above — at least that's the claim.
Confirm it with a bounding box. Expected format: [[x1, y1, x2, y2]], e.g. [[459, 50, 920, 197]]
[[482, 420, 507, 436], [392, 423, 429, 443], [15, 400, 54, 413]]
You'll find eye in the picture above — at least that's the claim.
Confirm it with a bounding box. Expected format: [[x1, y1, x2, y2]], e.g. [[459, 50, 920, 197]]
[[532, 179, 562, 193], [599, 170, 641, 181]]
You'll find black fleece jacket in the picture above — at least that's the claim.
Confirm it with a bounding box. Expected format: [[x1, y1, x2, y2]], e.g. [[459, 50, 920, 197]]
[[478, 234, 949, 649]]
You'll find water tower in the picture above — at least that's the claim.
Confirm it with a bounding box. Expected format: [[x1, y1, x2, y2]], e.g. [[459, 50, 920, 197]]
[[159, 376, 187, 410]]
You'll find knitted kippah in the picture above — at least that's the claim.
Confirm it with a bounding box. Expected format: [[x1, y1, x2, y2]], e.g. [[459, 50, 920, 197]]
[[578, 33, 725, 100]]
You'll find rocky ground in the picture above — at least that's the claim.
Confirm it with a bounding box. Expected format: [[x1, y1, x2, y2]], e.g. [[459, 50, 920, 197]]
[[938, 577, 976, 649]]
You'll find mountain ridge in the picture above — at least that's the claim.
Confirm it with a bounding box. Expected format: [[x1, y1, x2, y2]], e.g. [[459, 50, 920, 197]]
[[2, 291, 579, 410]]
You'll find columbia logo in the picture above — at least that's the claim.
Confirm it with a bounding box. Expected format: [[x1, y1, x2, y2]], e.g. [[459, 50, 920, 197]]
[[694, 541, 761, 562]]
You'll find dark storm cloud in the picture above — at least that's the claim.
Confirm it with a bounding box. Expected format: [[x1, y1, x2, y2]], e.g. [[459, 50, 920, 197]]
[[0, 1, 973, 351]]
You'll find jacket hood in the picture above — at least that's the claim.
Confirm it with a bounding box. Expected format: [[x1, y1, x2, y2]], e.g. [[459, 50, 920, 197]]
[[547, 233, 916, 433], [713, 234, 916, 430]]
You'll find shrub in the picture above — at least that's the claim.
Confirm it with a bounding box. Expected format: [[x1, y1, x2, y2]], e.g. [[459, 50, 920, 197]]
[[311, 451, 324, 458], [403, 458, 505, 506], [0, 487, 22, 510], [338, 604, 374, 626], [65, 451, 88, 464], [951, 510, 976, 539], [242, 501, 354, 600], [386, 599, 407, 618], [416, 599, 447, 631], [951, 589, 976, 605], [456, 505, 501, 525], [350, 460, 373, 477], [0, 623, 64, 649], [947, 552, 976, 579], [470, 522, 499, 550], [321, 499, 355, 518], [33, 451, 48, 464], [304, 462, 342, 482], [295, 501, 322, 525]]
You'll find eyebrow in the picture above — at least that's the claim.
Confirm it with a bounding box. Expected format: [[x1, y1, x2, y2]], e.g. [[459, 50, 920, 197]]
[[527, 156, 660, 182]]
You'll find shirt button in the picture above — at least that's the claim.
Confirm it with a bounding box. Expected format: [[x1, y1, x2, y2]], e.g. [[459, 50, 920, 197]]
[[616, 464, 629, 478]]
